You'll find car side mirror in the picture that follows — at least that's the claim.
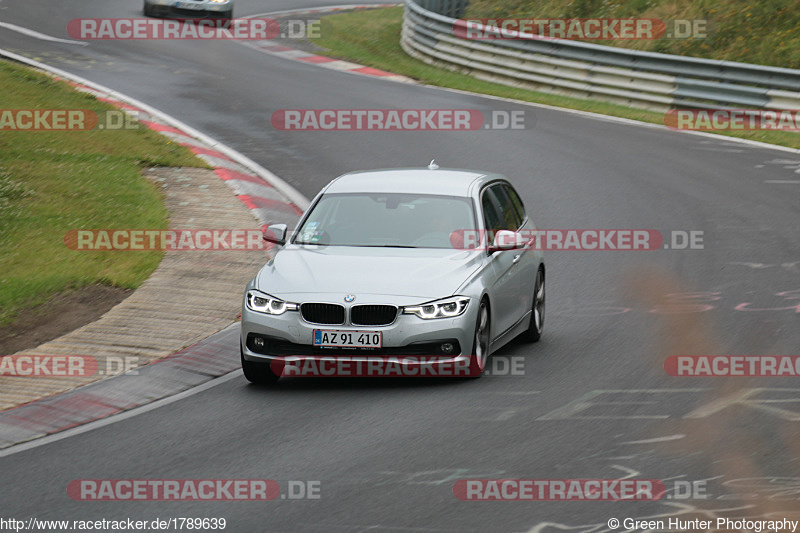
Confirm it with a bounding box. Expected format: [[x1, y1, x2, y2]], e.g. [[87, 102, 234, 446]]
[[489, 230, 526, 254], [263, 223, 288, 245]]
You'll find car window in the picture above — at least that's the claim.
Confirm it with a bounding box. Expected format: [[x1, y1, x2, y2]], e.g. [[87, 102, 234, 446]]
[[486, 184, 523, 231], [481, 187, 504, 236], [294, 193, 474, 248], [503, 184, 527, 226]]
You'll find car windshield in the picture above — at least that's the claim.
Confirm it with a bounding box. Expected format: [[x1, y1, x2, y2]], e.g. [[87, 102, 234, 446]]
[[293, 192, 475, 248]]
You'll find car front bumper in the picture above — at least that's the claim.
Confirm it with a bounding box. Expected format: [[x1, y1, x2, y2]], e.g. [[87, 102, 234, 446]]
[[145, 0, 232, 15], [240, 295, 479, 374]]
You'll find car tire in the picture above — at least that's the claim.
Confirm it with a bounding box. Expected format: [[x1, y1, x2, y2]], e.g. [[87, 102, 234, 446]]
[[523, 267, 545, 343], [468, 298, 490, 377], [241, 347, 279, 384], [143, 3, 154, 16]]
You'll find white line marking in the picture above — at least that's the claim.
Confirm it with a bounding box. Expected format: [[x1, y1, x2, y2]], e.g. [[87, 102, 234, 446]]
[[694, 147, 744, 153], [622, 434, 686, 445], [487, 391, 541, 395], [243, 4, 401, 19], [765, 180, 800, 183], [0, 372, 240, 457], [610, 464, 640, 479], [0, 21, 87, 46], [494, 409, 516, 421]]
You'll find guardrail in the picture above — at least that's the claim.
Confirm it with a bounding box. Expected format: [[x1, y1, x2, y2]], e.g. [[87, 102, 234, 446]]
[[401, 0, 800, 112]]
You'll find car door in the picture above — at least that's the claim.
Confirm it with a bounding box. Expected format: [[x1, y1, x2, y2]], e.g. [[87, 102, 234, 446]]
[[481, 183, 525, 339], [498, 183, 538, 324]]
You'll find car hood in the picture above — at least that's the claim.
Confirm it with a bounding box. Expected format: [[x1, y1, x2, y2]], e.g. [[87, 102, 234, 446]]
[[255, 246, 484, 303]]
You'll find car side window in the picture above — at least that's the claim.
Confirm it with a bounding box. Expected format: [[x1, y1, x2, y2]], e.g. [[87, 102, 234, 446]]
[[481, 187, 504, 241], [503, 185, 527, 227], [491, 184, 524, 230]]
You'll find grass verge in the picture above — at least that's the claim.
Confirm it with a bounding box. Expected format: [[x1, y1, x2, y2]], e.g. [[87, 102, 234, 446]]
[[0, 59, 204, 327], [314, 6, 800, 150], [464, 0, 800, 70]]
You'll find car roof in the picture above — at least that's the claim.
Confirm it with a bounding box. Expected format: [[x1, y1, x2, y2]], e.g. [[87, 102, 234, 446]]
[[324, 168, 502, 197]]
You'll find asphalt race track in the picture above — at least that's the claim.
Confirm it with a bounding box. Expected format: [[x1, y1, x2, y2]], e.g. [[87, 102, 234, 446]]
[[1, 1, 800, 531]]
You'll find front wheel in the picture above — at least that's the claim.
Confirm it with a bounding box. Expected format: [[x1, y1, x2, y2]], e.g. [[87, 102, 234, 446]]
[[523, 268, 545, 342], [468, 299, 490, 377], [241, 347, 279, 384]]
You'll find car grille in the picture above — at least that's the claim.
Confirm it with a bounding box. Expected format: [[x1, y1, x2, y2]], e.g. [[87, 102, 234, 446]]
[[350, 305, 398, 326], [300, 303, 345, 325]]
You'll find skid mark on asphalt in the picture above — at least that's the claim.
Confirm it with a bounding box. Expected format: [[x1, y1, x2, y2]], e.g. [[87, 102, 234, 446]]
[[621, 434, 685, 445]]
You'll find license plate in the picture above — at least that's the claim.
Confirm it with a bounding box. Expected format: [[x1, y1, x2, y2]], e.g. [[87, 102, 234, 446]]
[[176, 2, 205, 9], [313, 330, 382, 348]]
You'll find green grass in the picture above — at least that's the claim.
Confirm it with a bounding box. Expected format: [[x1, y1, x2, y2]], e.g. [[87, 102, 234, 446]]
[[464, 0, 800, 69], [314, 6, 800, 149], [0, 59, 204, 327]]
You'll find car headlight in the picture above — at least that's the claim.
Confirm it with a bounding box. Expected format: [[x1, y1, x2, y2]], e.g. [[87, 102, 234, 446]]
[[402, 296, 470, 319], [210, 0, 227, 3], [246, 290, 298, 315]]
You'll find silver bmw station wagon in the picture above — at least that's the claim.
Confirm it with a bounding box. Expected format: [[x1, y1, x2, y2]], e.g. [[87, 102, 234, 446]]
[[240, 165, 545, 383]]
